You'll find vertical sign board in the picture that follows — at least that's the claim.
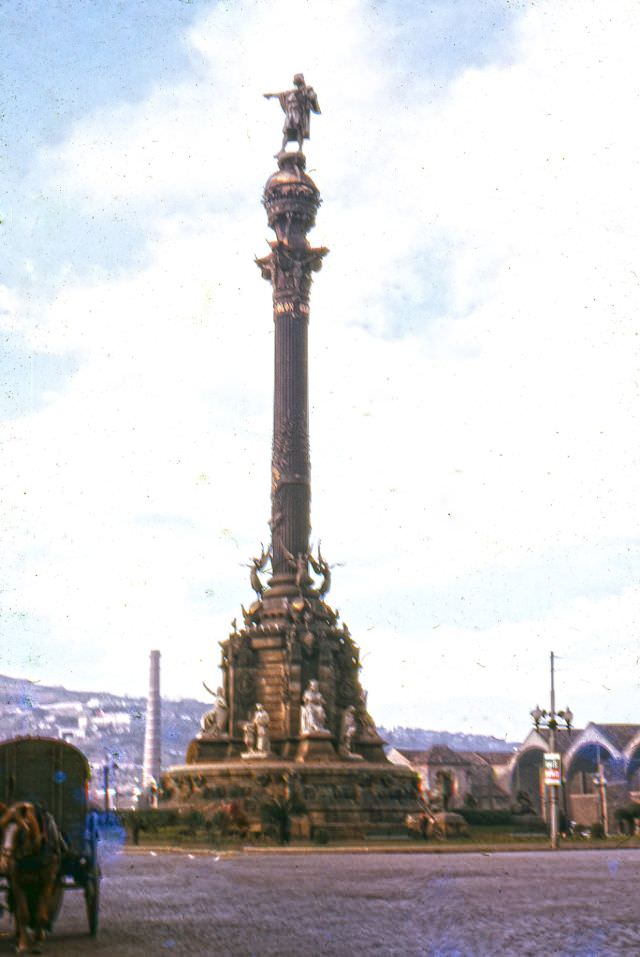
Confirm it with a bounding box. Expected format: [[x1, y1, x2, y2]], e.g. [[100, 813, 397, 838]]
[[544, 752, 562, 786]]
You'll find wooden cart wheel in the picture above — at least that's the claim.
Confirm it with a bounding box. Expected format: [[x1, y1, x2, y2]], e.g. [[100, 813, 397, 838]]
[[83, 811, 101, 936]]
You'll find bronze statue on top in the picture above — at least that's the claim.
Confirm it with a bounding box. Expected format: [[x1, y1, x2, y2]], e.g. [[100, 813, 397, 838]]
[[264, 74, 321, 151]]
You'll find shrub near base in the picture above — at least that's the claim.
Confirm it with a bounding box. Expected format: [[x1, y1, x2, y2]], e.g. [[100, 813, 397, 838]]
[[458, 809, 547, 833]]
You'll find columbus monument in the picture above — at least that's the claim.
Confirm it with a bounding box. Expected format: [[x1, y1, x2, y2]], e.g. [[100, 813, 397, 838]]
[[162, 77, 420, 838]]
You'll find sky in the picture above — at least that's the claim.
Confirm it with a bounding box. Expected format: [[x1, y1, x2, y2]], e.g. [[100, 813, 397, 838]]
[[1, 0, 639, 741]]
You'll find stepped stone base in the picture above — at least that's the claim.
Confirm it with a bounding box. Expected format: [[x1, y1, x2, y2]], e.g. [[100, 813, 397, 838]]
[[161, 759, 421, 841]]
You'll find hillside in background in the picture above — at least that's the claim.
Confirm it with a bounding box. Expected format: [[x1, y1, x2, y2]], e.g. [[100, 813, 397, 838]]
[[0, 673, 207, 801], [0, 674, 518, 803], [379, 726, 519, 753]]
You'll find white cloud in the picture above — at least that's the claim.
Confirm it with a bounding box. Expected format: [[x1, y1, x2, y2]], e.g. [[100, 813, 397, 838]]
[[363, 584, 640, 736], [3, 0, 640, 734], [0, 284, 23, 332]]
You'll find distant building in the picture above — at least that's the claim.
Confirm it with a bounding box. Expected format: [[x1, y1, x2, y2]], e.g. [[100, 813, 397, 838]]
[[391, 722, 640, 831], [41, 704, 89, 741], [388, 745, 512, 810], [90, 712, 132, 732], [49, 714, 88, 741], [44, 700, 84, 714]]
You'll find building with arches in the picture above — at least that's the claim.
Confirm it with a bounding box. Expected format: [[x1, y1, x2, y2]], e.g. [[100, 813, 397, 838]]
[[510, 723, 640, 831], [391, 724, 640, 831]]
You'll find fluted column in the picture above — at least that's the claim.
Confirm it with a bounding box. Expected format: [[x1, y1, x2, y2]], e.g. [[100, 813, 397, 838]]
[[256, 151, 328, 585], [271, 313, 310, 574]]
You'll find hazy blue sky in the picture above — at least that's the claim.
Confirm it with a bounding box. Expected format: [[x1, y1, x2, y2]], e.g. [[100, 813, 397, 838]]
[[2, 0, 639, 739]]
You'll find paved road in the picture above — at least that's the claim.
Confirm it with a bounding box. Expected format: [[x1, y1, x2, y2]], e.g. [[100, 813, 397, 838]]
[[1, 847, 640, 956]]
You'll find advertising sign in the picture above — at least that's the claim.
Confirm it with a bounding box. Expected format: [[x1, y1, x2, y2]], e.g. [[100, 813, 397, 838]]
[[543, 752, 561, 786]]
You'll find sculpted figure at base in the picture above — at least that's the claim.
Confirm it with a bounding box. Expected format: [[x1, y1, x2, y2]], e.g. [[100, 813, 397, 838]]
[[357, 687, 380, 740], [300, 679, 328, 735], [242, 719, 255, 752], [242, 704, 271, 756], [254, 703, 271, 753], [339, 705, 358, 756], [264, 74, 321, 151], [138, 777, 159, 809], [200, 683, 228, 738]]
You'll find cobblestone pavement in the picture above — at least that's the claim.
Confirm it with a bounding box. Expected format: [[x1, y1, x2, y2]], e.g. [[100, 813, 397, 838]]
[[1, 847, 640, 956]]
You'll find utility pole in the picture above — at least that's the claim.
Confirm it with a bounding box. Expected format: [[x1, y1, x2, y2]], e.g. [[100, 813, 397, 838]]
[[530, 651, 573, 851], [103, 752, 119, 814], [548, 651, 558, 850]]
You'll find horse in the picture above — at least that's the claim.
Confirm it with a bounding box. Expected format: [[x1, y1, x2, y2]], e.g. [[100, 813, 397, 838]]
[[0, 802, 63, 954]]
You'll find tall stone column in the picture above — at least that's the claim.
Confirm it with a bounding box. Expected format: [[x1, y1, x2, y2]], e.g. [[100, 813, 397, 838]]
[[174, 80, 422, 838], [142, 649, 161, 789], [256, 152, 328, 588]]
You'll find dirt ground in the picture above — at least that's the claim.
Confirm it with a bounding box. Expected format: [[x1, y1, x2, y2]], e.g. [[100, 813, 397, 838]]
[[1, 847, 640, 956]]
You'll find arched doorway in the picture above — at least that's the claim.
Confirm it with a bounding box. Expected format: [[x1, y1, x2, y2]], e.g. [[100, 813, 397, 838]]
[[566, 743, 618, 830], [435, 770, 454, 810], [511, 748, 545, 816]]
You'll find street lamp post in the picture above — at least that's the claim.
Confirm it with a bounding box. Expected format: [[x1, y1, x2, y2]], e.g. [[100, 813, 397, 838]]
[[103, 752, 119, 813], [530, 651, 573, 850]]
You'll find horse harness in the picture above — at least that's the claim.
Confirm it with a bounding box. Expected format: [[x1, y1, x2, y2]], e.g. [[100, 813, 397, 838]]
[[0, 804, 61, 874]]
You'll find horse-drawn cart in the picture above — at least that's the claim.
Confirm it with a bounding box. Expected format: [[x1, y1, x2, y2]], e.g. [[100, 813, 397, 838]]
[[0, 736, 100, 944]]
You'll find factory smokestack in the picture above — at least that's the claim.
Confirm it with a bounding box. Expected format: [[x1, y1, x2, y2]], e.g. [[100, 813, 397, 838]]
[[142, 649, 161, 794]]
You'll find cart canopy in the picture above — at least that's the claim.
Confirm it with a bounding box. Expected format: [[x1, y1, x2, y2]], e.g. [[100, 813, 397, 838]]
[[0, 737, 90, 851]]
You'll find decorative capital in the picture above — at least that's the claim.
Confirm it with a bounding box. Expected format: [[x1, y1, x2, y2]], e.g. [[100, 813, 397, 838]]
[[256, 242, 328, 313]]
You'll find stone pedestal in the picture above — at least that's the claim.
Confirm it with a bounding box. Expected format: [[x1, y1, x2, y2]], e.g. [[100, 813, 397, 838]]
[[186, 737, 231, 763], [296, 732, 336, 763], [162, 759, 420, 841]]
